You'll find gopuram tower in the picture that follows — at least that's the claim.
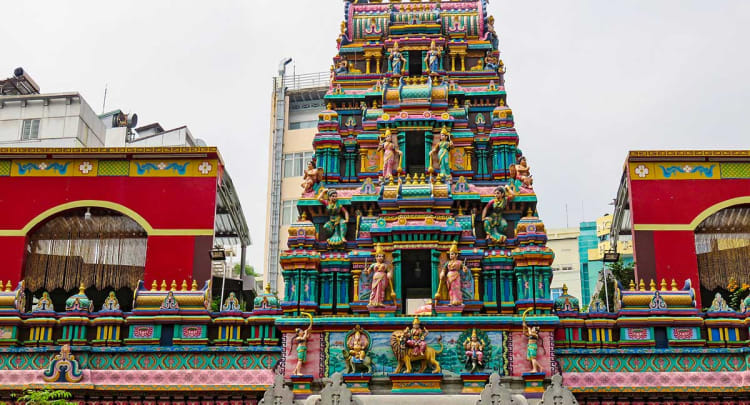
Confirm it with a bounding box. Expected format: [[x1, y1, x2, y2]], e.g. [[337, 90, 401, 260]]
[[278, 0, 556, 396]]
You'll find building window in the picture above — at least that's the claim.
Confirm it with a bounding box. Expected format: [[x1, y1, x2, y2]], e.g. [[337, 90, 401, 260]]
[[289, 120, 318, 130], [551, 287, 563, 301], [21, 119, 40, 140], [281, 200, 298, 225], [283, 152, 314, 178]]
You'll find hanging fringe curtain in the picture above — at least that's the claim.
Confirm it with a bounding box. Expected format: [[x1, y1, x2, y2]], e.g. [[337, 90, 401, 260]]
[[695, 205, 750, 292], [23, 209, 147, 292]]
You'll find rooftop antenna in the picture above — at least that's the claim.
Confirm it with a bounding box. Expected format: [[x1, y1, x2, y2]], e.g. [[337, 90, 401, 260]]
[[101, 84, 108, 114]]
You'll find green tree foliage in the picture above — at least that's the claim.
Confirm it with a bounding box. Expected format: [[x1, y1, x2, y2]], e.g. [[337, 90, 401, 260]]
[[14, 389, 76, 405], [594, 259, 635, 312], [234, 264, 259, 277]]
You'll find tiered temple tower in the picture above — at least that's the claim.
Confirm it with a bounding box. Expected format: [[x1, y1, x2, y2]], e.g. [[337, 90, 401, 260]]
[[279, 0, 557, 394]]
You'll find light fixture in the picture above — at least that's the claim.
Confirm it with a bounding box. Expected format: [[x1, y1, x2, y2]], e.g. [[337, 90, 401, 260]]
[[84, 207, 92, 221], [414, 261, 421, 278], [209, 246, 226, 261], [603, 249, 620, 263]]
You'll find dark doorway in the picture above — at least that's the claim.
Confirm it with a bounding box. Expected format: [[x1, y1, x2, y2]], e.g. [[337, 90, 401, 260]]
[[401, 250, 432, 314], [408, 51, 422, 76], [405, 132, 426, 174]]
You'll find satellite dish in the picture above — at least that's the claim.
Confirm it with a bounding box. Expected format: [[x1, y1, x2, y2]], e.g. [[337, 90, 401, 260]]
[[127, 113, 138, 129]]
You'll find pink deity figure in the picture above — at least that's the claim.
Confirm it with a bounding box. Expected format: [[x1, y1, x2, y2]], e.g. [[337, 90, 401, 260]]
[[300, 159, 323, 195], [514, 155, 533, 191], [365, 244, 393, 307], [463, 329, 485, 372], [378, 129, 401, 180], [405, 317, 428, 356], [435, 242, 467, 306]]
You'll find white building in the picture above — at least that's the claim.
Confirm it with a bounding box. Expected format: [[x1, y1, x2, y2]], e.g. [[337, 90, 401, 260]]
[[547, 227, 583, 303], [0, 68, 197, 149]]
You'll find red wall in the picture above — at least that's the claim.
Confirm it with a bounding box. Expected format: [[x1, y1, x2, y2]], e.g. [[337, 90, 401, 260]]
[[0, 176, 218, 285], [628, 168, 750, 308]]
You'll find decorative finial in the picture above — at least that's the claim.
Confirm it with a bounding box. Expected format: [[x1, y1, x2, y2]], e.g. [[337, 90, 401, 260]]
[[660, 279, 667, 291], [562, 284, 568, 295], [649, 279, 656, 291], [170, 280, 177, 291], [629, 280, 635, 291], [527, 207, 533, 217], [638, 279, 645, 291], [191, 280, 198, 291], [79, 283, 86, 295], [181, 280, 188, 291], [671, 278, 678, 291], [264, 283, 271, 294], [160, 280, 167, 291], [4, 281, 11, 292], [151, 280, 158, 291]]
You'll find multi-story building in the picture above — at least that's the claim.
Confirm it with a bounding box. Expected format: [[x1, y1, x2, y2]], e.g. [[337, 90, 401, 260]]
[[578, 215, 634, 306], [546, 227, 582, 301], [0, 68, 198, 149], [264, 70, 329, 295], [578, 220, 598, 304]]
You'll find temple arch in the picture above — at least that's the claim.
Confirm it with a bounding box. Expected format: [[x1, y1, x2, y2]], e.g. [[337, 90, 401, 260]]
[[23, 204, 148, 312], [693, 202, 750, 306]]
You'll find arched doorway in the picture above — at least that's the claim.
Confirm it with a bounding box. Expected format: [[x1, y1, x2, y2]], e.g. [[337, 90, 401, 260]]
[[694, 203, 750, 306], [23, 207, 148, 312]]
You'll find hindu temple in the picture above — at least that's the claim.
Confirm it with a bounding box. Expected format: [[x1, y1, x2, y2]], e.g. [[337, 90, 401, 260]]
[[0, 1, 749, 404]]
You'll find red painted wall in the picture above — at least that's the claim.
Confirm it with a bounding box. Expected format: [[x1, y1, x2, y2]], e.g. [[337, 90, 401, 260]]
[[0, 176, 218, 285], [628, 164, 750, 308], [0, 176, 217, 230]]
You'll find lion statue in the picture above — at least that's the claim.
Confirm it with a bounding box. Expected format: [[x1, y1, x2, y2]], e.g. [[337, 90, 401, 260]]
[[341, 348, 373, 373], [390, 330, 443, 373]]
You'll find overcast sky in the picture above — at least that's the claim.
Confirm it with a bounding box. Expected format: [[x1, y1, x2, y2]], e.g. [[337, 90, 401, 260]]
[[4, 0, 749, 274]]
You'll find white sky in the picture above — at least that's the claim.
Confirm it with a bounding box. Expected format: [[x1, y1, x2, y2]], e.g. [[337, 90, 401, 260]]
[[3, 0, 749, 274]]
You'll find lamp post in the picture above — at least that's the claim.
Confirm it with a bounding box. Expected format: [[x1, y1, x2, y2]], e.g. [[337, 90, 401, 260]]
[[210, 246, 227, 308], [602, 249, 620, 311]]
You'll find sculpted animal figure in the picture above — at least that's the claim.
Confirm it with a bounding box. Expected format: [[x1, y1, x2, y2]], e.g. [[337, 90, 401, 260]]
[[390, 330, 443, 373], [341, 348, 373, 373]]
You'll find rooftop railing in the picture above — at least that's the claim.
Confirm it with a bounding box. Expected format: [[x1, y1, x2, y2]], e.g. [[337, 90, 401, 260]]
[[282, 72, 329, 91]]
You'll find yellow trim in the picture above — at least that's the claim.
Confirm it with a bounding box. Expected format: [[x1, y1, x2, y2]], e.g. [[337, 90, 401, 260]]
[[633, 196, 750, 232], [0, 200, 213, 237]]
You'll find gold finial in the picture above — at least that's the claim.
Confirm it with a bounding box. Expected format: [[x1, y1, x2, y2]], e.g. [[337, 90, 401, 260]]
[[458, 205, 464, 216], [5, 281, 11, 292], [372, 99, 378, 109], [453, 98, 459, 109], [151, 280, 158, 291], [181, 280, 188, 291], [562, 284, 568, 295], [326, 102, 332, 110], [660, 279, 667, 291], [191, 280, 198, 291], [527, 207, 533, 217], [649, 279, 656, 291], [170, 280, 177, 291], [160, 280, 167, 291], [671, 279, 678, 291], [629, 280, 635, 291], [419, 173, 426, 185], [264, 283, 271, 294], [449, 240, 460, 255], [79, 283, 86, 295], [405, 173, 412, 184], [638, 279, 645, 291]]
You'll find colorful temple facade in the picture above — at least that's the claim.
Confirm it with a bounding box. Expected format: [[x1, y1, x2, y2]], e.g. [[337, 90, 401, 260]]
[[0, 1, 749, 405]]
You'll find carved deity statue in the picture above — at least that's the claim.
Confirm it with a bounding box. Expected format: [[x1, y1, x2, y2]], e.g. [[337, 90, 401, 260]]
[[484, 51, 500, 72], [343, 325, 373, 374], [365, 244, 394, 307], [301, 159, 324, 194], [292, 312, 313, 375], [378, 129, 402, 180], [405, 316, 429, 357], [435, 242, 467, 306], [522, 308, 543, 374], [482, 185, 515, 245], [318, 188, 350, 248], [509, 155, 533, 193], [424, 40, 442, 74], [429, 126, 453, 179], [389, 41, 407, 76], [464, 329, 486, 373]]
